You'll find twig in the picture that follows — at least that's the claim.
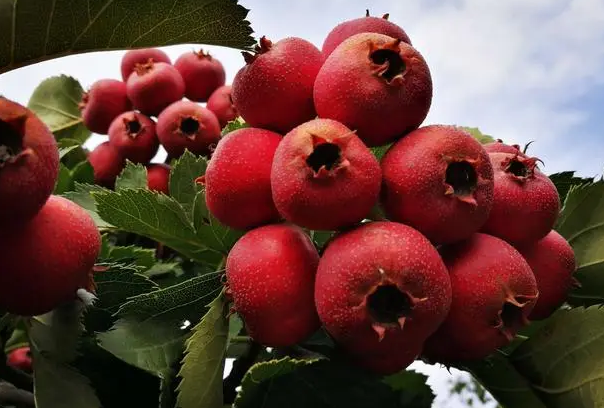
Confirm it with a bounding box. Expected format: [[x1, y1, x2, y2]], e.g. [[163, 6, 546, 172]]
[[0, 382, 34, 408], [223, 341, 263, 404]]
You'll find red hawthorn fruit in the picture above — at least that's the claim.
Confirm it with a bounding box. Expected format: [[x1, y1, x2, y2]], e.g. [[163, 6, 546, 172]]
[[423, 233, 538, 362], [108, 111, 159, 164], [174, 49, 226, 102], [232, 36, 324, 133], [146, 163, 171, 194], [7, 347, 32, 373], [314, 221, 452, 375], [271, 118, 381, 231], [225, 224, 321, 347], [0, 97, 59, 225], [88, 141, 127, 188], [203, 127, 282, 230], [206, 85, 238, 128], [0, 195, 101, 316], [480, 152, 560, 246], [120, 48, 172, 81], [516, 230, 577, 320], [322, 10, 412, 58], [79, 79, 131, 134], [483, 139, 523, 155], [126, 61, 185, 116], [314, 32, 432, 147], [156, 100, 222, 158], [381, 125, 494, 244]]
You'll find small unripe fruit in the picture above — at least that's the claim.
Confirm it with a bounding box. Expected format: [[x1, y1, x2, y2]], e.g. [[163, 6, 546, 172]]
[[120, 48, 172, 81], [126, 61, 185, 116], [108, 111, 159, 164], [206, 85, 238, 128], [226, 224, 321, 347], [174, 49, 226, 102], [79, 79, 131, 134], [146, 163, 171, 194], [88, 141, 126, 188]]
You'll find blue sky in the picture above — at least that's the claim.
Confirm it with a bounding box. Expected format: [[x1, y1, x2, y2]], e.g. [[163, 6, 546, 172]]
[[2, 0, 603, 406]]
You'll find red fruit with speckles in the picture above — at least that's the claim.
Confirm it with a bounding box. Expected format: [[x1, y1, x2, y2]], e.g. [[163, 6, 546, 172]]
[[79, 79, 131, 134], [314, 221, 452, 375], [207, 85, 238, 128], [120, 48, 171, 81], [381, 125, 494, 244], [204, 127, 281, 230], [314, 33, 432, 147], [226, 224, 321, 347], [0, 97, 59, 225], [271, 118, 381, 231], [517, 230, 576, 320], [483, 139, 523, 155], [108, 111, 159, 164], [232, 36, 324, 133], [423, 233, 538, 362], [88, 141, 126, 188], [481, 153, 560, 246], [322, 10, 412, 58], [174, 49, 226, 102], [0, 195, 101, 316], [126, 61, 185, 116], [156, 100, 221, 158], [146, 163, 171, 194], [7, 347, 32, 372]]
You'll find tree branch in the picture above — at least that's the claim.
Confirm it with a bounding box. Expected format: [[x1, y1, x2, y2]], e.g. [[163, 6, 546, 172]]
[[223, 341, 262, 404], [0, 382, 34, 408]]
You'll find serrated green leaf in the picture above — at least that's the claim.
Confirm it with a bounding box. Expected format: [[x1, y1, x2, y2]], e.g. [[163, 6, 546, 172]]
[[99, 237, 157, 270], [221, 117, 249, 135], [59, 145, 81, 159], [175, 293, 228, 408], [1, 0, 255, 74], [71, 160, 95, 184], [228, 314, 244, 346], [549, 171, 593, 205], [382, 370, 435, 408], [98, 273, 223, 375], [170, 150, 207, 215], [145, 262, 184, 278], [193, 191, 244, 254], [116, 161, 149, 191], [457, 126, 495, 144], [58, 138, 89, 168], [27, 75, 91, 142], [63, 183, 114, 229], [54, 163, 74, 194]]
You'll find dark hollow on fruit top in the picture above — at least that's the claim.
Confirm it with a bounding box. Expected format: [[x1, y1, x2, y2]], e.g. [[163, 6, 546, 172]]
[[180, 118, 200, 135], [306, 143, 341, 172], [0, 120, 23, 165], [499, 302, 524, 330], [126, 119, 142, 135], [370, 49, 406, 82], [445, 161, 478, 196], [367, 284, 412, 324], [507, 159, 529, 177]]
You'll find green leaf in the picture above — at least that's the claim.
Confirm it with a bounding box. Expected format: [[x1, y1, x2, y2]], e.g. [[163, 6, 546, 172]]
[[169, 150, 207, 215], [99, 236, 157, 270], [54, 164, 74, 194], [383, 370, 435, 408], [58, 138, 89, 168], [457, 126, 495, 144], [192, 191, 244, 254], [71, 160, 95, 185], [549, 171, 593, 204], [1, 0, 255, 74], [98, 273, 223, 375], [555, 180, 604, 306], [370, 143, 392, 161], [221, 117, 249, 135], [116, 161, 149, 191], [175, 293, 228, 408], [59, 144, 81, 159], [63, 183, 114, 229], [27, 75, 91, 142]]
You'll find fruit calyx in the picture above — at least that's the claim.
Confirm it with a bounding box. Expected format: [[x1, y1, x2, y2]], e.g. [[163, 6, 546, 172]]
[[304, 133, 351, 178], [194, 49, 213, 60], [365, 9, 390, 19], [124, 117, 143, 139], [241, 36, 273, 64], [78, 92, 89, 110], [493, 284, 538, 341], [502, 154, 541, 183], [177, 116, 202, 140], [133, 59, 156, 76], [369, 39, 406, 84], [443, 156, 480, 205], [0, 116, 29, 168]]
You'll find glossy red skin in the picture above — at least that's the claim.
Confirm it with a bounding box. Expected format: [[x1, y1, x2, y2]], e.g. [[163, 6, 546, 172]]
[[126, 62, 185, 116], [120, 48, 171, 81], [108, 111, 159, 164], [80, 79, 132, 135], [156, 101, 221, 158], [174, 51, 226, 102], [322, 15, 412, 58], [204, 128, 282, 230], [226, 224, 321, 347], [517, 230, 576, 320], [353, 342, 422, 375], [88, 141, 126, 188], [0, 97, 59, 225], [7, 347, 32, 372], [483, 141, 523, 155], [232, 37, 324, 133], [423, 233, 538, 362], [314, 32, 432, 147], [381, 125, 494, 244], [271, 119, 381, 231], [206, 85, 238, 128], [315, 222, 452, 374], [480, 153, 560, 246], [146, 163, 171, 194], [0, 195, 101, 316]]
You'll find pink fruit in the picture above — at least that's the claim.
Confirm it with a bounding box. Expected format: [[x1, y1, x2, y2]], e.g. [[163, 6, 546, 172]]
[[517, 230, 576, 320], [226, 224, 321, 347], [146, 163, 171, 194], [314, 33, 432, 147], [7, 347, 32, 372], [483, 139, 523, 155], [481, 153, 560, 246], [204, 127, 282, 230], [271, 118, 381, 231], [423, 233, 538, 362], [0, 97, 59, 225], [126, 61, 185, 116], [232, 36, 324, 133], [120, 48, 172, 81], [314, 221, 452, 374], [108, 111, 159, 164], [322, 10, 412, 58], [79, 79, 131, 134], [381, 125, 494, 244], [174, 49, 226, 102], [206, 85, 238, 128], [156, 101, 221, 158], [88, 141, 126, 188]]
